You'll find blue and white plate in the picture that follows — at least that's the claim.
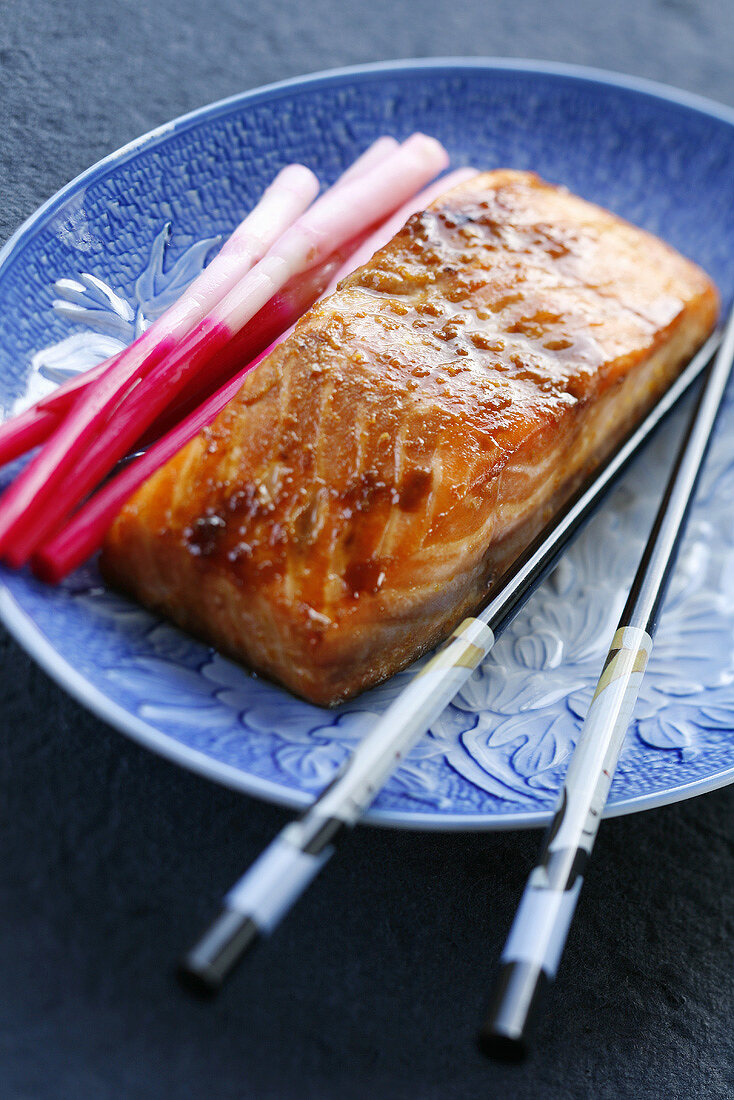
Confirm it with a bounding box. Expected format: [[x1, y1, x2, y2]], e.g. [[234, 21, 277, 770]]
[[1, 60, 733, 829]]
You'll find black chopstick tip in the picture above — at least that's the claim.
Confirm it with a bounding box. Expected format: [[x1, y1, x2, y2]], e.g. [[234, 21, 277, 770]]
[[476, 1023, 528, 1063], [177, 908, 260, 999], [176, 959, 223, 1000], [477, 960, 548, 1062]]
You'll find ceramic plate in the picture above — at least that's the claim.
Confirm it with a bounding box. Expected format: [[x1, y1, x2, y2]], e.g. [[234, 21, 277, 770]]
[[1, 59, 733, 829]]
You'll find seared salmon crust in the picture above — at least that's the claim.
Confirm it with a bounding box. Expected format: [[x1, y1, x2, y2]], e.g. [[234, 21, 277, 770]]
[[101, 170, 719, 704]]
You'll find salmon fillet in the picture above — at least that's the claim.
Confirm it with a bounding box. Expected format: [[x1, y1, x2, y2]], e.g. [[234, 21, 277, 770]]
[[101, 170, 719, 705]]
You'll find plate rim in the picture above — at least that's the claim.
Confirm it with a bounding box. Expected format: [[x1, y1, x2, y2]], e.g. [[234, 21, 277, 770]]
[[1, 56, 733, 831]]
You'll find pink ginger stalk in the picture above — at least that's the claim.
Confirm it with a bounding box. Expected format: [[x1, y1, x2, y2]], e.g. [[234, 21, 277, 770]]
[[0, 355, 121, 467], [334, 135, 399, 183]]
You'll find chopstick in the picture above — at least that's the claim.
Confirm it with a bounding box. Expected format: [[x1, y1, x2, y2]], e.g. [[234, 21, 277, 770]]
[[176, 331, 721, 997], [479, 305, 734, 1061]]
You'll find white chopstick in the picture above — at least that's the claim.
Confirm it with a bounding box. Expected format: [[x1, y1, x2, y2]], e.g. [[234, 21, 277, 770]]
[[479, 304, 734, 1061]]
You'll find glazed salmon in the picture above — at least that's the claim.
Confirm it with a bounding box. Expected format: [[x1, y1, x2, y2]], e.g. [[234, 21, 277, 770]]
[[101, 170, 719, 705]]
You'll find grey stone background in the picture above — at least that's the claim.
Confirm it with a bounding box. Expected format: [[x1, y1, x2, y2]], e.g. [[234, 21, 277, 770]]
[[0, 1, 732, 1096]]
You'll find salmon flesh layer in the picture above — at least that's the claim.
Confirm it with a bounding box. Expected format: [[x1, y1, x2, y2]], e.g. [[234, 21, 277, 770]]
[[101, 170, 719, 705]]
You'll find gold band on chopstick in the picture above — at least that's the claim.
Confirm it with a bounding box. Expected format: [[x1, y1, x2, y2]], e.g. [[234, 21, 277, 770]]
[[592, 626, 652, 701], [417, 617, 494, 678]]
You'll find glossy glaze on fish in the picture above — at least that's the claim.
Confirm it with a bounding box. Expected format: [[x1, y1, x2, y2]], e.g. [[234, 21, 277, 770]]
[[101, 171, 719, 704]]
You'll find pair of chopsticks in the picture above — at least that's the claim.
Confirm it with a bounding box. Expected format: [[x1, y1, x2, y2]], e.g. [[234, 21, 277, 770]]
[[177, 315, 732, 1056]]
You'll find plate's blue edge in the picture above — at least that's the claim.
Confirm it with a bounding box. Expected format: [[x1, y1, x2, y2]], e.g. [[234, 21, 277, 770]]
[[1, 57, 734, 831]]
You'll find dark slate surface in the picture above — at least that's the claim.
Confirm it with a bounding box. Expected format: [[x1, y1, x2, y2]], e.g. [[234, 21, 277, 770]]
[[1, 1, 733, 1096]]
